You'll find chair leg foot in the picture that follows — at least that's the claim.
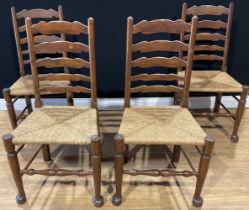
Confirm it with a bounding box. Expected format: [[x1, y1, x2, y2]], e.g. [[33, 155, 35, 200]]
[[192, 196, 203, 207], [231, 134, 239, 143], [16, 194, 26, 204], [92, 195, 104, 207], [112, 194, 122, 206]]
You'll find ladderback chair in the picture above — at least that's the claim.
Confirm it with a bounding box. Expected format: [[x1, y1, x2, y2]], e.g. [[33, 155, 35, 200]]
[[2, 18, 103, 207], [3, 6, 73, 130], [179, 2, 248, 142], [112, 16, 215, 207]]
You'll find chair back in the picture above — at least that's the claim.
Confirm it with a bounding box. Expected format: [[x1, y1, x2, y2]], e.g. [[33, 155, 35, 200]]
[[124, 17, 198, 108], [26, 18, 97, 108]]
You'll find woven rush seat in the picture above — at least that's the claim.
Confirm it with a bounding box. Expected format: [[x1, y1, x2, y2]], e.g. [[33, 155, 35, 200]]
[[119, 106, 206, 145], [10, 75, 70, 96], [178, 71, 242, 93], [12, 106, 98, 145]]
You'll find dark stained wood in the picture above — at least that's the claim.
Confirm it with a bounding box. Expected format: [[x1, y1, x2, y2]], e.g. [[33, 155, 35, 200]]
[[2, 88, 17, 129], [193, 54, 224, 61], [195, 45, 224, 52], [131, 73, 185, 81], [133, 19, 191, 34], [182, 16, 198, 108], [198, 20, 227, 29], [112, 134, 124, 206], [2, 134, 26, 204], [222, 2, 234, 72], [187, 5, 229, 16], [41, 145, 51, 161], [34, 41, 89, 54], [132, 57, 187, 68], [88, 17, 98, 109], [132, 40, 188, 52], [91, 135, 104, 207], [123, 169, 197, 177], [39, 86, 91, 94], [32, 21, 88, 35], [20, 169, 92, 176], [16, 8, 59, 19], [131, 85, 184, 93], [124, 17, 133, 108], [38, 73, 90, 82], [184, 32, 226, 41], [36, 57, 90, 69], [193, 136, 215, 207], [172, 145, 181, 163], [231, 86, 249, 142]]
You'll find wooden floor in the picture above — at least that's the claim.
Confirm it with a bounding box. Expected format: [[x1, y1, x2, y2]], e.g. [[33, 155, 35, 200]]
[[1, 109, 249, 210]]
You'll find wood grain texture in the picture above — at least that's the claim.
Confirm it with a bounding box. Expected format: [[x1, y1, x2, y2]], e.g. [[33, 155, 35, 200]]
[[132, 57, 187, 68], [20, 35, 61, 45], [32, 21, 88, 35], [195, 45, 224, 52], [16, 8, 59, 19], [184, 32, 226, 41], [39, 86, 91, 94], [193, 54, 224, 61], [36, 57, 90, 69], [133, 19, 191, 34], [131, 85, 183, 93], [38, 73, 90, 82], [198, 20, 227, 29], [131, 73, 185, 81], [132, 40, 188, 52], [187, 5, 229, 16], [34, 41, 89, 54]]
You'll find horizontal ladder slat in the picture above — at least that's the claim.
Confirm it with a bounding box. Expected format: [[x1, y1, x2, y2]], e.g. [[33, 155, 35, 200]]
[[131, 85, 183, 93], [34, 41, 89, 54], [133, 19, 191, 34], [132, 57, 187, 68], [16, 8, 59, 19], [39, 73, 90, 82], [32, 21, 88, 35], [184, 32, 226, 41], [187, 5, 229, 16], [194, 54, 224, 61], [195, 45, 224, 51], [132, 40, 188, 52], [40, 86, 91, 94], [198, 20, 227, 29], [131, 73, 185, 81], [36, 57, 89, 68]]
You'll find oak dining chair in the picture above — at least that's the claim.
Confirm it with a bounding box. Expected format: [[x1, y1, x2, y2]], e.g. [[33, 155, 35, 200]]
[[112, 16, 215, 207], [2, 18, 103, 207], [178, 2, 248, 142], [3, 5, 73, 130]]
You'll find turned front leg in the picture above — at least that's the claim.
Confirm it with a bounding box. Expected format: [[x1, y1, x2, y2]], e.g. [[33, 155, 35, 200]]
[[2, 134, 26, 204], [3, 88, 17, 129], [91, 135, 104, 207], [231, 86, 249, 142], [112, 134, 124, 206], [193, 136, 215, 207]]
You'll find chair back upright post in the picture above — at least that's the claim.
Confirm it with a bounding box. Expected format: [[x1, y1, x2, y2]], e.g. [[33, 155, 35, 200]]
[[11, 6, 63, 77], [181, 2, 234, 72], [25, 18, 97, 108], [124, 16, 198, 108]]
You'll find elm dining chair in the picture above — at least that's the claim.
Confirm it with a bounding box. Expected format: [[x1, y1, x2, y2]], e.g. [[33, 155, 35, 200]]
[[178, 2, 248, 142], [112, 16, 215, 207], [3, 6, 73, 129], [2, 18, 103, 207]]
